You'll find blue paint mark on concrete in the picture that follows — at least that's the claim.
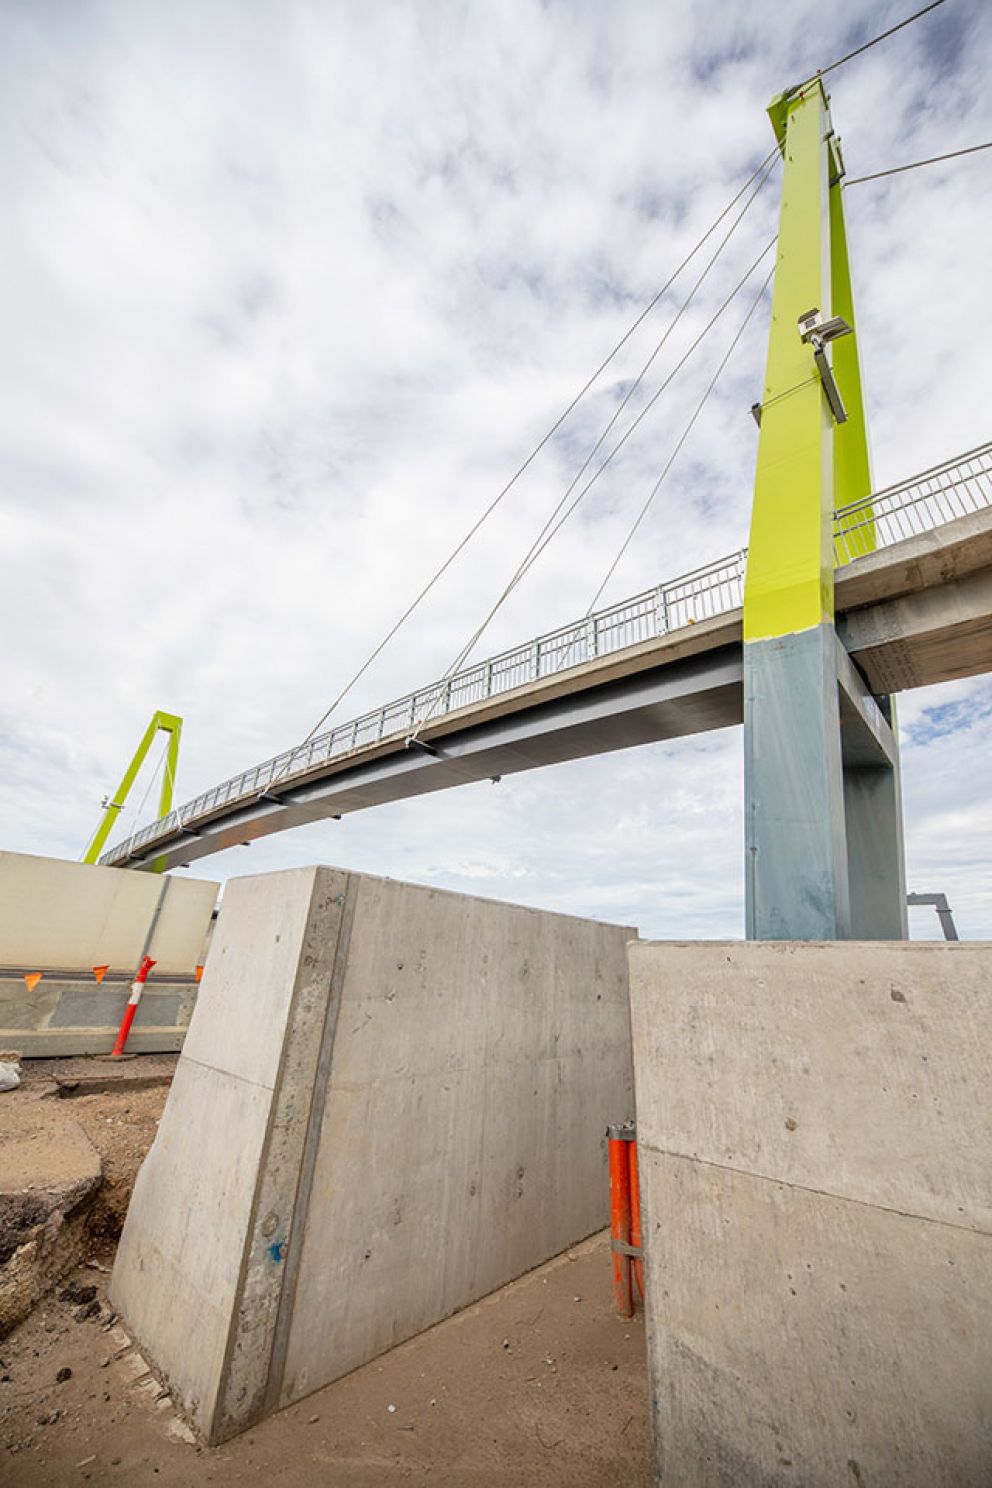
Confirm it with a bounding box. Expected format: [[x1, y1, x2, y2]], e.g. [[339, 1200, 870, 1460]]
[[268, 1238, 286, 1263]]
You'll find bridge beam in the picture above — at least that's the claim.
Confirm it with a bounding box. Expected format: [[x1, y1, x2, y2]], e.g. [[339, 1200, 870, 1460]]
[[743, 82, 906, 941]]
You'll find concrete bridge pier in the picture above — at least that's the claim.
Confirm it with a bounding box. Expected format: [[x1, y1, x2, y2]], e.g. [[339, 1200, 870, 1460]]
[[744, 624, 906, 940]]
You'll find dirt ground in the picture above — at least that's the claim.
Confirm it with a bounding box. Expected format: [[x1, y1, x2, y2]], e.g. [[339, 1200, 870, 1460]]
[[1, 1064, 652, 1487]]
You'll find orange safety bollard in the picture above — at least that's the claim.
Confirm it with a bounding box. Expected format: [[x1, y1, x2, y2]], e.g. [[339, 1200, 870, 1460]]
[[628, 1134, 644, 1301], [111, 955, 156, 1058], [608, 1121, 635, 1318]]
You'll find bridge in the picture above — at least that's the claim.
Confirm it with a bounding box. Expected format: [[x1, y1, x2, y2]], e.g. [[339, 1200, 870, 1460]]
[[101, 439, 992, 874], [89, 74, 992, 943]]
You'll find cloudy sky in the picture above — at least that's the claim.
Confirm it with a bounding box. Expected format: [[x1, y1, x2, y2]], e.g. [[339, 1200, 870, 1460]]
[[2, 0, 990, 939]]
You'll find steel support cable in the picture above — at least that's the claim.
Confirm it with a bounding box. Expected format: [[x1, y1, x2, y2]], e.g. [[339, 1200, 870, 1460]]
[[118, 738, 169, 855], [410, 158, 780, 731], [845, 140, 992, 184], [408, 234, 778, 739], [585, 260, 777, 615], [790, 0, 947, 96], [282, 146, 782, 769]]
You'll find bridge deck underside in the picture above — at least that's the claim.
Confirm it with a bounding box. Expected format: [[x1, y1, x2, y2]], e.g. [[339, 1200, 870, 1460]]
[[114, 507, 992, 871]]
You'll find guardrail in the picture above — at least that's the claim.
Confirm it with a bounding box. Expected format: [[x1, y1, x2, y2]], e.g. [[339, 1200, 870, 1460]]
[[103, 440, 991, 865], [833, 439, 992, 565], [101, 548, 748, 864]]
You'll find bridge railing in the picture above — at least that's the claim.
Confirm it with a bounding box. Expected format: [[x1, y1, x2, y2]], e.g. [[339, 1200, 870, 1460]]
[[102, 548, 748, 863], [103, 439, 992, 865], [833, 439, 992, 565]]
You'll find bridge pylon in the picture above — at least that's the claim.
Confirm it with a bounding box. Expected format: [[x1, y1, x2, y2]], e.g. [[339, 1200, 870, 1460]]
[[743, 80, 906, 940]]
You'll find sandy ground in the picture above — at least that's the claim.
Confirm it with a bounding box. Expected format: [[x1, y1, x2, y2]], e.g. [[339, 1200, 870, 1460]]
[[1, 1066, 652, 1487]]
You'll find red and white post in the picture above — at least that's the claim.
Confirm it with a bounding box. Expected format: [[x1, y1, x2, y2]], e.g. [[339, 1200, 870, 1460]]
[[111, 954, 156, 1058]]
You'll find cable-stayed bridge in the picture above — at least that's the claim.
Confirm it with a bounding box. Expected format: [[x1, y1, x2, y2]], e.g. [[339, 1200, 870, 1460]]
[[101, 440, 992, 873], [85, 53, 992, 942]]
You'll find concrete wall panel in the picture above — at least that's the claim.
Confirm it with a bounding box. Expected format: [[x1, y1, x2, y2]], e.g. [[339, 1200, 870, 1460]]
[[630, 941, 991, 1231], [111, 1054, 275, 1425], [281, 876, 632, 1404], [0, 972, 199, 1057], [112, 866, 634, 1442], [630, 940, 992, 1487], [641, 1150, 992, 1488], [0, 851, 217, 974]]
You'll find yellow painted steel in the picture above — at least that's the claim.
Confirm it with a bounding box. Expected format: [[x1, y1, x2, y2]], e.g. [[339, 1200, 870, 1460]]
[[82, 710, 182, 872], [829, 179, 871, 514], [744, 82, 873, 640]]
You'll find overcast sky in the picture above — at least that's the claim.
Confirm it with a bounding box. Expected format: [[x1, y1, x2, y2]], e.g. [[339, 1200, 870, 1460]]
[[2, 0, 990, 939]]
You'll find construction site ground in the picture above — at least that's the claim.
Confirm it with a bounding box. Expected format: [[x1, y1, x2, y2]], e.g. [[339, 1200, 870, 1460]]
[[1, 1058, 651, 1486]]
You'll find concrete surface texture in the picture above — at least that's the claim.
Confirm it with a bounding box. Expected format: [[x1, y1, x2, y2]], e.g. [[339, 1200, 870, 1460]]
[[629, 940, 992, 1487], [0, 851, 217, 974], [111, 866, 636, 1444], [0, 970, 199, 1057]]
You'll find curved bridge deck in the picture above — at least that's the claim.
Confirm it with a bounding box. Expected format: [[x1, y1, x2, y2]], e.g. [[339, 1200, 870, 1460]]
[[103, 444, 992, 871]]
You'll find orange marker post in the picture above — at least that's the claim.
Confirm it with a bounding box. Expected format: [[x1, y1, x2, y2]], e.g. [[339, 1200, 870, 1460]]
[[629, 1135, 644, 1302], [111, 955, 156, 1058], [608, 1122, 634, 1319]]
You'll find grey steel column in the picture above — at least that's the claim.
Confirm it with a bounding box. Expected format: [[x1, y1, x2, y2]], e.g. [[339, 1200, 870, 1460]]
[[744, 626, 851, 940]]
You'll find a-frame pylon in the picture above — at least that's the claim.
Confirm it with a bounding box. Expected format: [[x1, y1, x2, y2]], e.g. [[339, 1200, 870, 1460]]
[[743, 80, 906, 940]]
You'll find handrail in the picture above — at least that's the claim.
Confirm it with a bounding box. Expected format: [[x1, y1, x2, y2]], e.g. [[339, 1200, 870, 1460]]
[[102, 440, 991, 865], [101, 548, 748, 863], [833, 439, 992, 564]]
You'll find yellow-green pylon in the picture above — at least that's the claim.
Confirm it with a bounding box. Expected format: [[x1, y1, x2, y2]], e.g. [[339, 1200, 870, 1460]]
[[83, 711, 183, 873], [742, 81, 905, 940], [744, 81, 872, 642]]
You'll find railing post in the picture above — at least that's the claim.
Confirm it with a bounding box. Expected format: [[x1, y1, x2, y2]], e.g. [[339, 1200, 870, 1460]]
[[654, 586, 668, 636], [586, 616, 597, 659]]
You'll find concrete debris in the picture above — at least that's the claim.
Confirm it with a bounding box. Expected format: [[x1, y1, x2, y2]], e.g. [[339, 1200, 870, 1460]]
[[0, 1060, 21, 1092]]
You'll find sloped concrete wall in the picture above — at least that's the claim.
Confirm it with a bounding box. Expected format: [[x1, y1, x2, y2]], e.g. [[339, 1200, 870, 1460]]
[[111, 866, 635, 1442], [629, 941, 992, 1488], [0, 851, 217, 974]]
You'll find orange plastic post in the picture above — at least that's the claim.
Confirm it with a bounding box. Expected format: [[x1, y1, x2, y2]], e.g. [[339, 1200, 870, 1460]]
[[608, 1128, 634, 1319], [111, 955, 156, 1058], [629, 1137, 644, 1302]]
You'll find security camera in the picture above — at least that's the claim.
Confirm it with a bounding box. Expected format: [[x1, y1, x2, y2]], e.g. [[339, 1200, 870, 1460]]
[[798, 307, 852, 345]]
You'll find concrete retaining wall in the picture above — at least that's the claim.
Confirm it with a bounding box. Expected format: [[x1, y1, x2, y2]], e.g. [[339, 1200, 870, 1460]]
[[0, 852, 217, 975], [629, 940, 992, 1487], [111, 866, 636, 1442], [0, 971, 199, 1056]]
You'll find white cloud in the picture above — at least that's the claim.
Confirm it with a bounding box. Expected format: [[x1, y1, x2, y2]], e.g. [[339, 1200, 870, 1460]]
[[1, 0, 989, 938]]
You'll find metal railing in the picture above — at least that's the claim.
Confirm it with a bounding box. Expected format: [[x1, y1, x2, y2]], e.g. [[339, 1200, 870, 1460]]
[[100, 548, 748, 863], [833, 439, 992, 565], [102, 440, 992, 865]]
